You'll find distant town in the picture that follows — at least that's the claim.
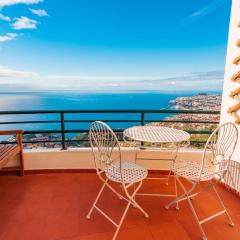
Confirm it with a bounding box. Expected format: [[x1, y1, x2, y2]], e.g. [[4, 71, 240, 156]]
[[166, 93, 220, 124], [1, 93, 221, 149], [150, 93, 220, 147], [170, 93, 221, 111]]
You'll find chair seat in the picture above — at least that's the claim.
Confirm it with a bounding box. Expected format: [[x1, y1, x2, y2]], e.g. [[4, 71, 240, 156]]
[[173, 160, 215, 181], [105, 161, 148, 184]]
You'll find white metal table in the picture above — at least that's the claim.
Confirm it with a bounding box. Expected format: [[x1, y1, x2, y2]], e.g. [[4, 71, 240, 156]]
[[123, 126, 190, 197]]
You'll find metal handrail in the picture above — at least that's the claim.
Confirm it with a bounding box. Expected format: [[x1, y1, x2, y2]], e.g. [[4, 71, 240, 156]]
[[0, 109, 220, 114], [0, 109, 220, 149]]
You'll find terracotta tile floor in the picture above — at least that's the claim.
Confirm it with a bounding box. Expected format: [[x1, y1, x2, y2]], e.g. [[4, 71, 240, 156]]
[[0, 173, 239, 240]]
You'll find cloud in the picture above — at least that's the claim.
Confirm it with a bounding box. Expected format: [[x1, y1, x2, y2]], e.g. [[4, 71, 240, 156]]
[[181, 0, 228, 25], [29, 8, 48, 17], [161, 70, 224, 83], [0, 65, 37, 77], [0, 13, 11, 21], [47, 71, 224, 85], [0, 0, 43, 7], [0, 33, 17, 42], [43, 70, 223, 92], [12, 16, 37, 30], [47, 75, 151, 81], [0, 69, 223, 92]]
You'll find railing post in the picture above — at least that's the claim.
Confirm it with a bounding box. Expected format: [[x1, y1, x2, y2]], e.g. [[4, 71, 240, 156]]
[[60, 112, 67, 150], [141, 112, 145, 126]]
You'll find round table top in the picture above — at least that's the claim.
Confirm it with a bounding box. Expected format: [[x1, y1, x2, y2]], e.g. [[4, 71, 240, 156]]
[[123, 126, 190, 144]]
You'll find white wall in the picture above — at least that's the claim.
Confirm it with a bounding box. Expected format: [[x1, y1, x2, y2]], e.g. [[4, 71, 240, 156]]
[[6, 148, 204, 171], [220, 0, 240, 162]]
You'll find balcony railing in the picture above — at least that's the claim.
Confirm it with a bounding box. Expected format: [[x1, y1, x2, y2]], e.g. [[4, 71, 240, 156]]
[[0, 109, 220, 149]]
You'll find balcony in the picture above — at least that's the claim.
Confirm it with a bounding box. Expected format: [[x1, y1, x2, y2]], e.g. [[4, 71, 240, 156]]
[[0, 109, 240, 240], [0, 0, 240, 239]]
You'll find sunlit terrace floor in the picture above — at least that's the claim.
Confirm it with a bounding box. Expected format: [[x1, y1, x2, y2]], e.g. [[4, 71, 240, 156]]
[[0, 173, 239, 240]]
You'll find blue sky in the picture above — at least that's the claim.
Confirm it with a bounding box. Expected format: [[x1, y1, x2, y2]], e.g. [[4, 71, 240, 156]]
[[0, 0, 232, 92]]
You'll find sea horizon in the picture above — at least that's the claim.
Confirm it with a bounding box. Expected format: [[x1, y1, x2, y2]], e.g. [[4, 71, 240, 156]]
[[0, 90, 222, 95]]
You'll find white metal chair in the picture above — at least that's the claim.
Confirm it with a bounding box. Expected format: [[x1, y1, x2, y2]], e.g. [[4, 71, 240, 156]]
[[165, 122, 238, 240], [86, 121, 149, 240]]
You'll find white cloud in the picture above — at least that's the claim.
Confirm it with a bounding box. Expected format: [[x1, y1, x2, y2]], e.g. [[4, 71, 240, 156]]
[[190, 8, 207, 17], [30, 8, 48, 17], [181, 0, 227, 25], [45, 71, 223, 91], [0, 33, 17, 42], [47, 75, 154, 81], [0, 65, 37, 78], [12, 16, 37, 30], [0, 13, 11, 21], [0, 0, 43, 7], [0, 70, 223, 92]]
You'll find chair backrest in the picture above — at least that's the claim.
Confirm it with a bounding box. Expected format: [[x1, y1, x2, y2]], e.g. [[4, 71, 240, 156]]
[[89, 121, 122, 174], [200, 122, 238, 180]]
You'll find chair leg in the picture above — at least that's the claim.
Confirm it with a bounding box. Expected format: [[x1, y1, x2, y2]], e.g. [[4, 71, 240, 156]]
[[124, 181, 149, 218], [165, 175, 195, 210], [113, 180, 150, 240], [165, 157, 175, 186], [129, 197, 149, 218], [177, 177, 207, 240], [112, 201, 131, 240], [165, 174, 199, 210], [164, 168, 172, 186], [103, 180, 125, 200], [165, 191, 187, 209], [174, 173, 179, 210], [190, 182, 212, 201], [112, 181, 149, 240], [87, 179, 148, 240], [210, 180, 234, 227], [164, 173, 180, 210], [111, 182, 147, 240], [165, 146, 178, 186], [86, 179, 108, 219]]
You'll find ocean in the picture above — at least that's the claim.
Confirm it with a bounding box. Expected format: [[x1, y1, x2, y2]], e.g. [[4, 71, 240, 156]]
[[0, 91, 210, 135], [0, 92, 188, 111]]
